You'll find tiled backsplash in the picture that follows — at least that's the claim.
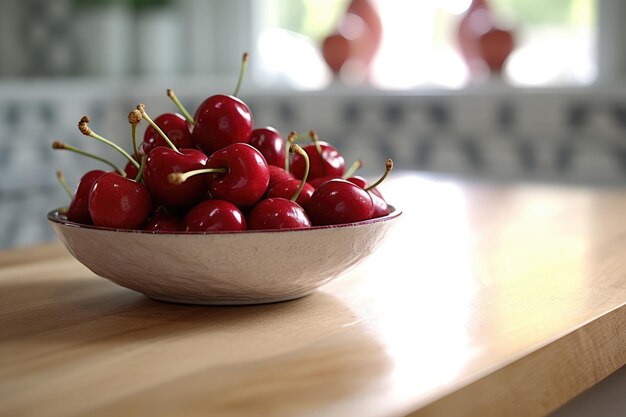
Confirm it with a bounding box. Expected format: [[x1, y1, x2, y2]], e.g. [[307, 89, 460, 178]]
[[2, 83, 626, 249]]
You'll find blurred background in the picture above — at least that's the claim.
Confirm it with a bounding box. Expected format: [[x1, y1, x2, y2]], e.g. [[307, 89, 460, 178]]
[[1, 0, 626, 249]]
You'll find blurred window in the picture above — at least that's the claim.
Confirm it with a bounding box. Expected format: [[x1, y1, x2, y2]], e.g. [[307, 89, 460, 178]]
[[256, 0, 597, 89]]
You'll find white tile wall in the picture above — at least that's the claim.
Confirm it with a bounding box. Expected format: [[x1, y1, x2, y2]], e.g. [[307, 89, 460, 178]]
[[2, 83, 626, 248]]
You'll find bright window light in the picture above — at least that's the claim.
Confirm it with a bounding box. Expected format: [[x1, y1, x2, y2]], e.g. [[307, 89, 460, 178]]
[[256, 0, 597, 90]]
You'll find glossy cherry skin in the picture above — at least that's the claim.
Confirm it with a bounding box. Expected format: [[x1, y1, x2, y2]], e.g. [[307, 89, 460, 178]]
[[123, 153, 141, 179], [306, 178, 374, 226], [66, 170, 106, 224], [142, 212, 182, 232], [141, 113, 194, 155], [248, 126, 285, 168], [184, 199, 247, 232], [290, 141, 345, 181], [143, 147, 208, 209], [266, 179, 314, 207], [248, 198, 311, 230], [205, 143, 269, 208], [192, 94, 253, 155], [307, 175, 338, 189], [346, 175, 390, 218], [88, 172, 152, 229], [268, 165, 294, 188]]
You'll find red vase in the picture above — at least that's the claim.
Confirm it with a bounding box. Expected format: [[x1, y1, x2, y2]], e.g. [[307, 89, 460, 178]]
[[457, 0, 514, 78], [322, 0, 382, 79]]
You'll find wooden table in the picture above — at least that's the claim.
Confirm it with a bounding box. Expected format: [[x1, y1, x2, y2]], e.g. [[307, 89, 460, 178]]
[[1, 173, 625, 417]]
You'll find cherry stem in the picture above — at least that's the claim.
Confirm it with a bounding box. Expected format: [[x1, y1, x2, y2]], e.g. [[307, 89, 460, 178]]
[[128, 110, 142, 157], [342, 159, 362, 179], [52, 140, 125, 176], [167, 168, 228, 185], [233, 52, 249, 97], [78, 116, 140, 170], [137, 104, 181, 154], [365, 159, 393, 192], [134, 154, 147, 183], [167, 89, 195, 125], [56, 170, 73, 199], [290, 144, 309, 202], [285, 131, 298, 173], [309, 130, 323, 155]]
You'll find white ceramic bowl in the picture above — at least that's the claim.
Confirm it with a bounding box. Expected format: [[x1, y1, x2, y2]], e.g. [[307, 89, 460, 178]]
[[48, 207, 401, 305]]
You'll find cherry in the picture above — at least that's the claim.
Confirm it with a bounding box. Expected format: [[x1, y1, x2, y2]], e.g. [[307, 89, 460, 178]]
[[306, 159, 361, 189], [266, 179, 314, 207], [191, 94, 253, 155], [144, 146, 210, 208], [268, 165, 294, 189], [248, 144, 312, 230], [124, 154, 141, 179], [57, 169, 106, 225], [143, 209, 183, 232], [191, 53, 253, 155], [138, 104, 218, 209], [346, 175, 384, 198], [141, 113, 194, 155], [266, 141, 315, 206], [170, 143, 269, 209], [205, 143, 269, 208], [184, 199, 247, 232], [347, 159, 393, 218], [248, 198, 312, 230], [263, 143, 315, 217], [306, 178, 374, 225], [248, 126, 285, 168], [290, 131, 345, 180], [88, 170, 152, 229], [307, 175, 335, 189]]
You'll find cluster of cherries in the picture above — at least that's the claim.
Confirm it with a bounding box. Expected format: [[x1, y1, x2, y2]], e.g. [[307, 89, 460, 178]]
[[54, 54, 394, 232]]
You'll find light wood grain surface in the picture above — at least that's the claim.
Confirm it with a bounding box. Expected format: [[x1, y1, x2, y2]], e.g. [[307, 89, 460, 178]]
[[1, 173, 625, 417]]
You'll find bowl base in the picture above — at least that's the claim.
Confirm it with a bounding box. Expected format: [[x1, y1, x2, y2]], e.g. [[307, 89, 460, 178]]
[[148, 291, 315, 306]]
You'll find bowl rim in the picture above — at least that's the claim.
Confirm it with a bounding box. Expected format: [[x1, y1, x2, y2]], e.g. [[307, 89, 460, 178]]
[[47, 206, 402, 235]]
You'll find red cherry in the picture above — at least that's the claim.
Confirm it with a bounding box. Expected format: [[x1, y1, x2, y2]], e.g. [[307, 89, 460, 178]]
[[88, 172, 152, 229], [266, 179, 314, 207], [305, 159, 361, 190], [65, 170, 106, 224], [248, 198, 311, 230], [143, 209, 182, 232], [124, 153, 141, 179], [143, 147, 209, 209], [307, 175, 337, 189], [306, 178, 374, 226], [347, 176, 389, 217], [346, 159, 393, 218], [184, 200, 247, 232], [248, 126, 285, 168], [141, 113, 194, 155], [248, 144, 312, 230], [189, 53, 252, 155], [137, 103, 216, 209], [191, 94, 253, 155], [290, 131, 345, 180], [268, 165, 294, 189], [204, 143, 269, 208]]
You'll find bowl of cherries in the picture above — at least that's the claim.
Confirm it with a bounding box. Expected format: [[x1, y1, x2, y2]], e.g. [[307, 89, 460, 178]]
[[48, 54, 401, 305]]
